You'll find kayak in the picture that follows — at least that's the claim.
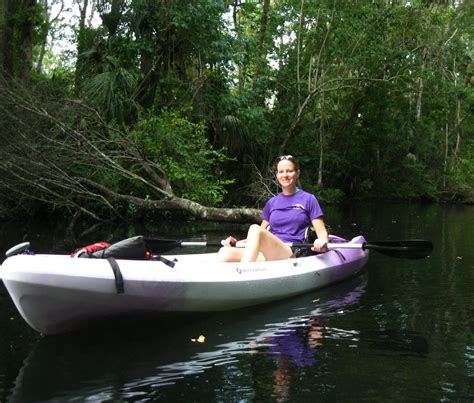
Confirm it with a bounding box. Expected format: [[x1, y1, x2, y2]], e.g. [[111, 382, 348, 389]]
[[0, 235, 369, 335]]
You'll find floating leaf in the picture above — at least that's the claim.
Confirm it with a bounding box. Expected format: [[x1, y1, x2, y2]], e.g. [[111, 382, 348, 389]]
[[191, 335, 206, 343]]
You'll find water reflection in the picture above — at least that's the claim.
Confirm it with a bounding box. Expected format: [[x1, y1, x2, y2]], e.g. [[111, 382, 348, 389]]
[[359, 329, 429, 358], [7, 276, 367, 402]]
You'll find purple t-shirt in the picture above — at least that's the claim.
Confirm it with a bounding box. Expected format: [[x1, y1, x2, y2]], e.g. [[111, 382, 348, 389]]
[[262, 190, 324, 243]]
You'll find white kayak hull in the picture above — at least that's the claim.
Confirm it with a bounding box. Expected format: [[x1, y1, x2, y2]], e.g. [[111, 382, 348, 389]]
[[1, 235, 369, 335]]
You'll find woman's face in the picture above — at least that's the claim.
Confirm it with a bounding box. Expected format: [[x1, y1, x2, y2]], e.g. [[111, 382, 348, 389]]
[[276, 159, 300, 190]]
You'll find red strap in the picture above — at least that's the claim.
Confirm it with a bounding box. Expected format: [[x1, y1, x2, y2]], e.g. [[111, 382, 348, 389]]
[[70, 241, 111, 257]]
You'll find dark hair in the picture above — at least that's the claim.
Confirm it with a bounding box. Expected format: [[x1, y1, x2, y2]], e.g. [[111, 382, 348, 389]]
[[274, 155, 300, 172]]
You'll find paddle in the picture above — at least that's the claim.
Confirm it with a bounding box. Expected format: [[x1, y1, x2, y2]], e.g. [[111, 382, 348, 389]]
[[293, 239, 433, 259], [146, 238, 433, 259], [146, 239, 223, 253]]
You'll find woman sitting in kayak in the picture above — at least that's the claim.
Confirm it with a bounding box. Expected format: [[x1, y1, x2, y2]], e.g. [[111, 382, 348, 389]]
[[218, 155, 329, 262]]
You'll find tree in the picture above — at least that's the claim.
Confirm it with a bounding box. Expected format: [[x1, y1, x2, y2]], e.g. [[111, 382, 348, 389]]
[[0, 75, 259, 222], [0, 0, 39, 83]]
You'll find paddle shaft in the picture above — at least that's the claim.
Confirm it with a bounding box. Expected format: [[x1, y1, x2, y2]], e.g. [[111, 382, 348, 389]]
[[150, 241, 358, 248], [146, 238, 433, 259], [291, 242, 363, 250]]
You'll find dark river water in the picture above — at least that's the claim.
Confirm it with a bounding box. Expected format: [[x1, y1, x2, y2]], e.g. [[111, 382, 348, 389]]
[[0, 203, 473, 402]]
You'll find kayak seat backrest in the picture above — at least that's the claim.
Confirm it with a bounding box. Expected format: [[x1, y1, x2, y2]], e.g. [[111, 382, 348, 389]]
[[292, 227, 317, 258], [304, 226, 317, 243], [75, 236, 148, 260]]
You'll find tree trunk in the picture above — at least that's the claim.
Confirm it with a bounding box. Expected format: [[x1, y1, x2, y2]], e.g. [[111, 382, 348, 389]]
[[452, 56, 461, 159], [17, 0, 37, 84], [416, 48, 427, 122], [443, 122, 449, 189], [416, 76, 424, 122], [80, 178, 261, 223], [1, 0, 16, 77], [36, 0, 66, 75], [296, 0, 304, 107], [36, 0, 50, 75], [258, 0, 270, 53], [101, 0, 125, 35], [74, 0, 89, 94], [231, 0, 245, 95], [454, 97, 461, 157], [317, 92, 324, 187]]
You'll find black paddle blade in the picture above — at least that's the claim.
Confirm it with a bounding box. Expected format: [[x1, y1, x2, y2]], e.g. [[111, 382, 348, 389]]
[[145, 239, 181, 253], [364, 240, 433, 259]]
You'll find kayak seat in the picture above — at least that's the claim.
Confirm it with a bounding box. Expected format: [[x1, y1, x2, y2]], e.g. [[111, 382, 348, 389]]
[[291, 227, 317, 258]]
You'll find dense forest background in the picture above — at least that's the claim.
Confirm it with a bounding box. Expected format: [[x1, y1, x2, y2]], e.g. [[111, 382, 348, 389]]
[[0, 0, 472, 223]]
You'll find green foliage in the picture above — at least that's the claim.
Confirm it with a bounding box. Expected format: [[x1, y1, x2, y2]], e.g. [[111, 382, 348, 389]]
[[82, 55, 140, 123], [130, 111, 233, 206], [390, 157, 438, 200], [2, 0, 473, 219], [444, 143, 474, 202], [314, 187, 346, 205]]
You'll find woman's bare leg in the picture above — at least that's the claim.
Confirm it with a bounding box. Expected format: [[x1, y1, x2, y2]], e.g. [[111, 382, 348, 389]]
[[241, 224, 293, 262], [217, 245, 266, 262], [216, 246, 245, 262]]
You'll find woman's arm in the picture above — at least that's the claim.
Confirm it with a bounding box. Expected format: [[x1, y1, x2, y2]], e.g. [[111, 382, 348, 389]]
[[311, 217, 329, 252]]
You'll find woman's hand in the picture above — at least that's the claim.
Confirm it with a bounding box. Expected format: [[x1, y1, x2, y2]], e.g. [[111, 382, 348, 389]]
[[312, 238, 328, 253], [221, 236, 238, 247]]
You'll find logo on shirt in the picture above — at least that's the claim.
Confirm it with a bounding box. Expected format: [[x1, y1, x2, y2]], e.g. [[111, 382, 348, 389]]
[[293, 204, 306, 210]]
